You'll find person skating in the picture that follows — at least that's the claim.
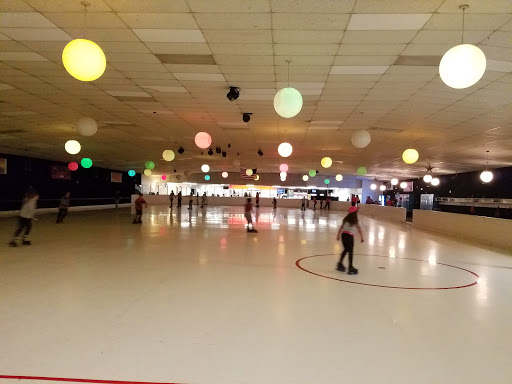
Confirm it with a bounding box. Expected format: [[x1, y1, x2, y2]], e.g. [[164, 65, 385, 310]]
[[245, 198, 257, 233], [56, 192, 70, 223], [336, 206, 364, 275], [255, 192, 260, 208], [325, 195, 331, 210], [313, 197, 317, 210], [9, 190, 39, 247], [177, 191, 182, 208], [133, 192, 147, 224], [301, 197, 306, 211], [188, 192, 194, 210], [272, 197, 277, 210], [169, 191, 175, 208]]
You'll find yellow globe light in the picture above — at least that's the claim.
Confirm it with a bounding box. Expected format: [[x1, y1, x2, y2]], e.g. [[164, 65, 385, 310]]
[[255, 175, 260, 181], [321, 157, 332, 168], [62, 39, 106, 82], [144, 169, 152, 176], [402, 149, 419, 164], [162, 150, 175, 162], [246, 169, 253, 176]]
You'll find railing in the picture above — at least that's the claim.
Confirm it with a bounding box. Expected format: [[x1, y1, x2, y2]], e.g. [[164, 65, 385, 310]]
[[0, 197, 131, 212]]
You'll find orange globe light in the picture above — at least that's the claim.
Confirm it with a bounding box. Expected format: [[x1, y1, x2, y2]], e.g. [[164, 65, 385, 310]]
[[195, 132, 212, 149]]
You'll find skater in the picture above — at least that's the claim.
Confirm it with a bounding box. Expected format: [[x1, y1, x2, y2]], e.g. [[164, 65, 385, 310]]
[[196, 192, 200, 206], [320, 199, 323, 210], [56, 191, 70, 223], [169, 191, 175, 208], [177, 191, 182, 208], [255, 192, 260, 208], [188, 192, 194, 210], [325, 195, 331, 210], [114, 190, 120, 208], [201, 192, 207, 208], [313, 197, 317, 210], [133, 192, 147, 224], [351, 194, 357, 206], [9, 190, 39, 247], [301, 197, 306, 211], [245, 198, 257, 233], [336, 206, 364, 275], [272, 197, 277, 210]]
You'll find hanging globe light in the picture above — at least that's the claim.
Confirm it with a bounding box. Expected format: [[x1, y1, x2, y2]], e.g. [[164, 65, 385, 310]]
[[431, 177, 440, 186], [321, 157, 332, 168], [145, 161, 155, 170], [76, 117, 98, 136], [128, 170, 136, 177], [302, 175, 309, 181], [246, 169, 253, 176], [162, 150, 175, 162], [357, 167, 367, 176], [402, 149, 419, 164], [65, 140, 81, 155], [222, 172, 228, 178], [161, 175, 167, 181], [280, 172, 287, 178], [62, 39, 106, 82], [480, 170, 493, 183], [370, 183, 377, 190], [278, 142, 293, 157], [400, 181, 407, 189], [255, 175, 260, 181], [68, 162, 78, 171], [324, 178, 330, 185], [351, 130, 371, 149], [144, 169, 152, 176], [309, 170, 316, 177], [335, 174, 343, 182], [423, 174, 433, 183], [205, 175, 210, 181], [201, 164, 210, 173], [279, 163, 289, 173], [379, 185, 386, 191], [194, 132, 212, 149], [391, 178, 399, 186], [81, 157, 93, 169], [274, 87, 303, 118]]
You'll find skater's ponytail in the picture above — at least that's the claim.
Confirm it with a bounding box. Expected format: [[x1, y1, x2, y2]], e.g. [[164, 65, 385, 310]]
[[343, 211, 359, 226]]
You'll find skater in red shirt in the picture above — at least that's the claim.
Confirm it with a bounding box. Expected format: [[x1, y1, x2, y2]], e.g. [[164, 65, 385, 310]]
[[245, 198, 257, 233], [133, 192, 147, 224]]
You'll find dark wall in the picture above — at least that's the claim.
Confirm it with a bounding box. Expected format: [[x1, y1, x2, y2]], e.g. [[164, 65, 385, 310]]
[[0, 153, 141, 210]]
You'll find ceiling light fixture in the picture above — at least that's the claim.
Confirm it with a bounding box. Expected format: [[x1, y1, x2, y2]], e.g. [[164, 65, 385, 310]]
[[274, 60, 303, 118], [65, 140, 81, 155], [431, 177, 440, 186], [380, 185, 386, 191], [351, 130, 371, 149], [480, 151, 494, 183], [402, 149, 419, 164], [439, 4, 486, 89], [278, 142, 293, 158], [208, 148, 214, 156], [391, 178, 399, 186], [162, 150, 175, 161], [357, 167, 367, 176], [335, 174, 343, 182], [321, 157, 332, 168], [195, 132, 212, 149], [400, 181, 408, 189]]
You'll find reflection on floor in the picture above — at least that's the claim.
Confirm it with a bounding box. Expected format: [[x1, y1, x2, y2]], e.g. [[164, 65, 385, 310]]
[[1, 206, 511, 384]]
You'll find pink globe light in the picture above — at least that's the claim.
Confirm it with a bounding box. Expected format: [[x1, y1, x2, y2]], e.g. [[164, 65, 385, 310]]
[[68, 162, 78, 171], [279, 163, 289, 173], [161, 175, 167, 181], [194, 132, 212, 149]]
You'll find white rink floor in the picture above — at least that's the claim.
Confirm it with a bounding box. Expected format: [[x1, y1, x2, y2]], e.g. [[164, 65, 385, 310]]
[[1, 206, 512, 384]]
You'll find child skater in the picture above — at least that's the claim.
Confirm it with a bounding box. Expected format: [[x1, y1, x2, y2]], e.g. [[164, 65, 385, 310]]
[[56, 191, 70, 223], [9, 190, 39, 247], [245, 198, 257, 233], [133, 192, 147, 224], [272, 197, 277, 210], [301, 197, 306, 211], [188, 192, 194, 210], [336, 206, 364, 275]]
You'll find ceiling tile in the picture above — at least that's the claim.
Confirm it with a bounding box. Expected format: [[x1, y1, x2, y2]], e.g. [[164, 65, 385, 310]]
[[24, 0, 111, 11], [0, 12, 57, 27], [485, 31, 512, 48], [141, 85, 188, 93], [133, 29, 205, 43], [486, 59, 512, 72], [437, 0, 512, 14], [333, 55, 397, 66], [202, 30, 272, 43], [412, 30, 492, 45], [188, 0, 270, 12], [273, 13, 350, 30], [165, 64, 221, 73], [64, 28, 138, 41], [146, 43, 211, 55], [174, 73, 226, 81], [271, 0, 355, 13], [195, 13, 271, 29], [274, 44, 338, 56], [273, 30, 343, 44], [343, 30, 417, 44], [401, 44, 452, 56], [354, 0, 444, 13], [338, 44, 406, 56], [330, 66, 389, 75], [215, 55, 274, 66], [42, 12, 127, 29], [106, 53, 162, 64], [0, 28, 71, 41], [424, 13, 512, 31], [347, 14, 431, 30], [104, 0, 189, 12], [0, 52, 48, 61], [220, 65, 274, 74], [209, 43, 273, 55], [0, 0, 35, 12], [111, 63, 168, 72], [274, 56, 333, 65], [118, 13, 199, 29]]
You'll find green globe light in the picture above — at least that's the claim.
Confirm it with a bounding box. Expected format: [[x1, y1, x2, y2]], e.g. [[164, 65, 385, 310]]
[[324, 178, 330, 185], [357, 166, 367, 176], [145, 161, 155, 170], [309, 170, 316, 177], [81, 157, 93, 168]]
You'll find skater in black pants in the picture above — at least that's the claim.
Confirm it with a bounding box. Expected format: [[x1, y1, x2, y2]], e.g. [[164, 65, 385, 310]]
[[177, 191, 182, 208], [169, 191, 175, 208], [301, 197, 306, 211], [188, 193, 193, 210], [336, 206, 364, 275], [245, 198, 257, 233], [56, 192, 70, 223], [9, 191, 39, 247]]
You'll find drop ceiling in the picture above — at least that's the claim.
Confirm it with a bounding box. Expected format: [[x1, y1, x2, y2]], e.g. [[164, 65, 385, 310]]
[[0, 0, 512, 179]]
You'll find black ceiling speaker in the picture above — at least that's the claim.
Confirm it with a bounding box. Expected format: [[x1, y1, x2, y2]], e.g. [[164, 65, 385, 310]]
[[226, 86, 240, 101], [216, 147, 222, 154], [208, 149, 213, 156], [257, 149, 263, 157], [177, 147, 184, 154], [243, 113, 252, 122], [222, 151, 227, 157]]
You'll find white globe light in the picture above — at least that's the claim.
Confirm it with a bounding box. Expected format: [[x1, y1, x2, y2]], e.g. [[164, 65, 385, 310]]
[[280, 176, 286, 182], [222, 172, 228, 178], [302, 175, 309, 181], [423, 174, 433, 183], [391, 178, 399, 186], [440, 44, 486, 89], [201, 164, 210, 173], [65, 139, 81, 154], [76, 117, 98, 136], [335, 174, 343, 182], [280, 172, 287, 178], [62, 39, 106, 82], [351, 130, 371, 149], [274, 87, 303, 118], [370, 183, 377, 190], [162, 150, 175, 162], [278, 142, 293, 158], [246, 169, 253, 176], [380, 185, 386, 191], [400, 181, 407, 189], [480, 170, 493, 183], [402, 149, 419, 164], [431, 177, 440, 186]]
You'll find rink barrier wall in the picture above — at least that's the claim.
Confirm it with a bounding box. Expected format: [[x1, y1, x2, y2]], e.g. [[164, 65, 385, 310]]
[[0, 203, 131, 218], [412, 209, 512, 251], [130, 195, 407, 223]]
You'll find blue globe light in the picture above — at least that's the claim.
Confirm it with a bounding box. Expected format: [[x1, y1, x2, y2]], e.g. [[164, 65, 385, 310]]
[[205, 175, 210, 181], [128, 170, 136, 177]]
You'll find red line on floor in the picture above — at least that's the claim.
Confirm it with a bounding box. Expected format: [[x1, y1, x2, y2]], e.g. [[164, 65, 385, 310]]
[[295, 254, 480, 290], [0, 375, 183, 384]]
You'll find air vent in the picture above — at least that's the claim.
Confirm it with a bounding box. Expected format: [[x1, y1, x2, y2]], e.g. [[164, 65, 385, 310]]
[[156, 54, 216, 65], [0, 129, 27, 135], [394, 55, 441, 66]]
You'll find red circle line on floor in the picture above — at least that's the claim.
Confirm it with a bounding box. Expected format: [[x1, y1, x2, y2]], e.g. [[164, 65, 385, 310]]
[[295, 253, 479, 290], [0, 376, 183, 384]]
